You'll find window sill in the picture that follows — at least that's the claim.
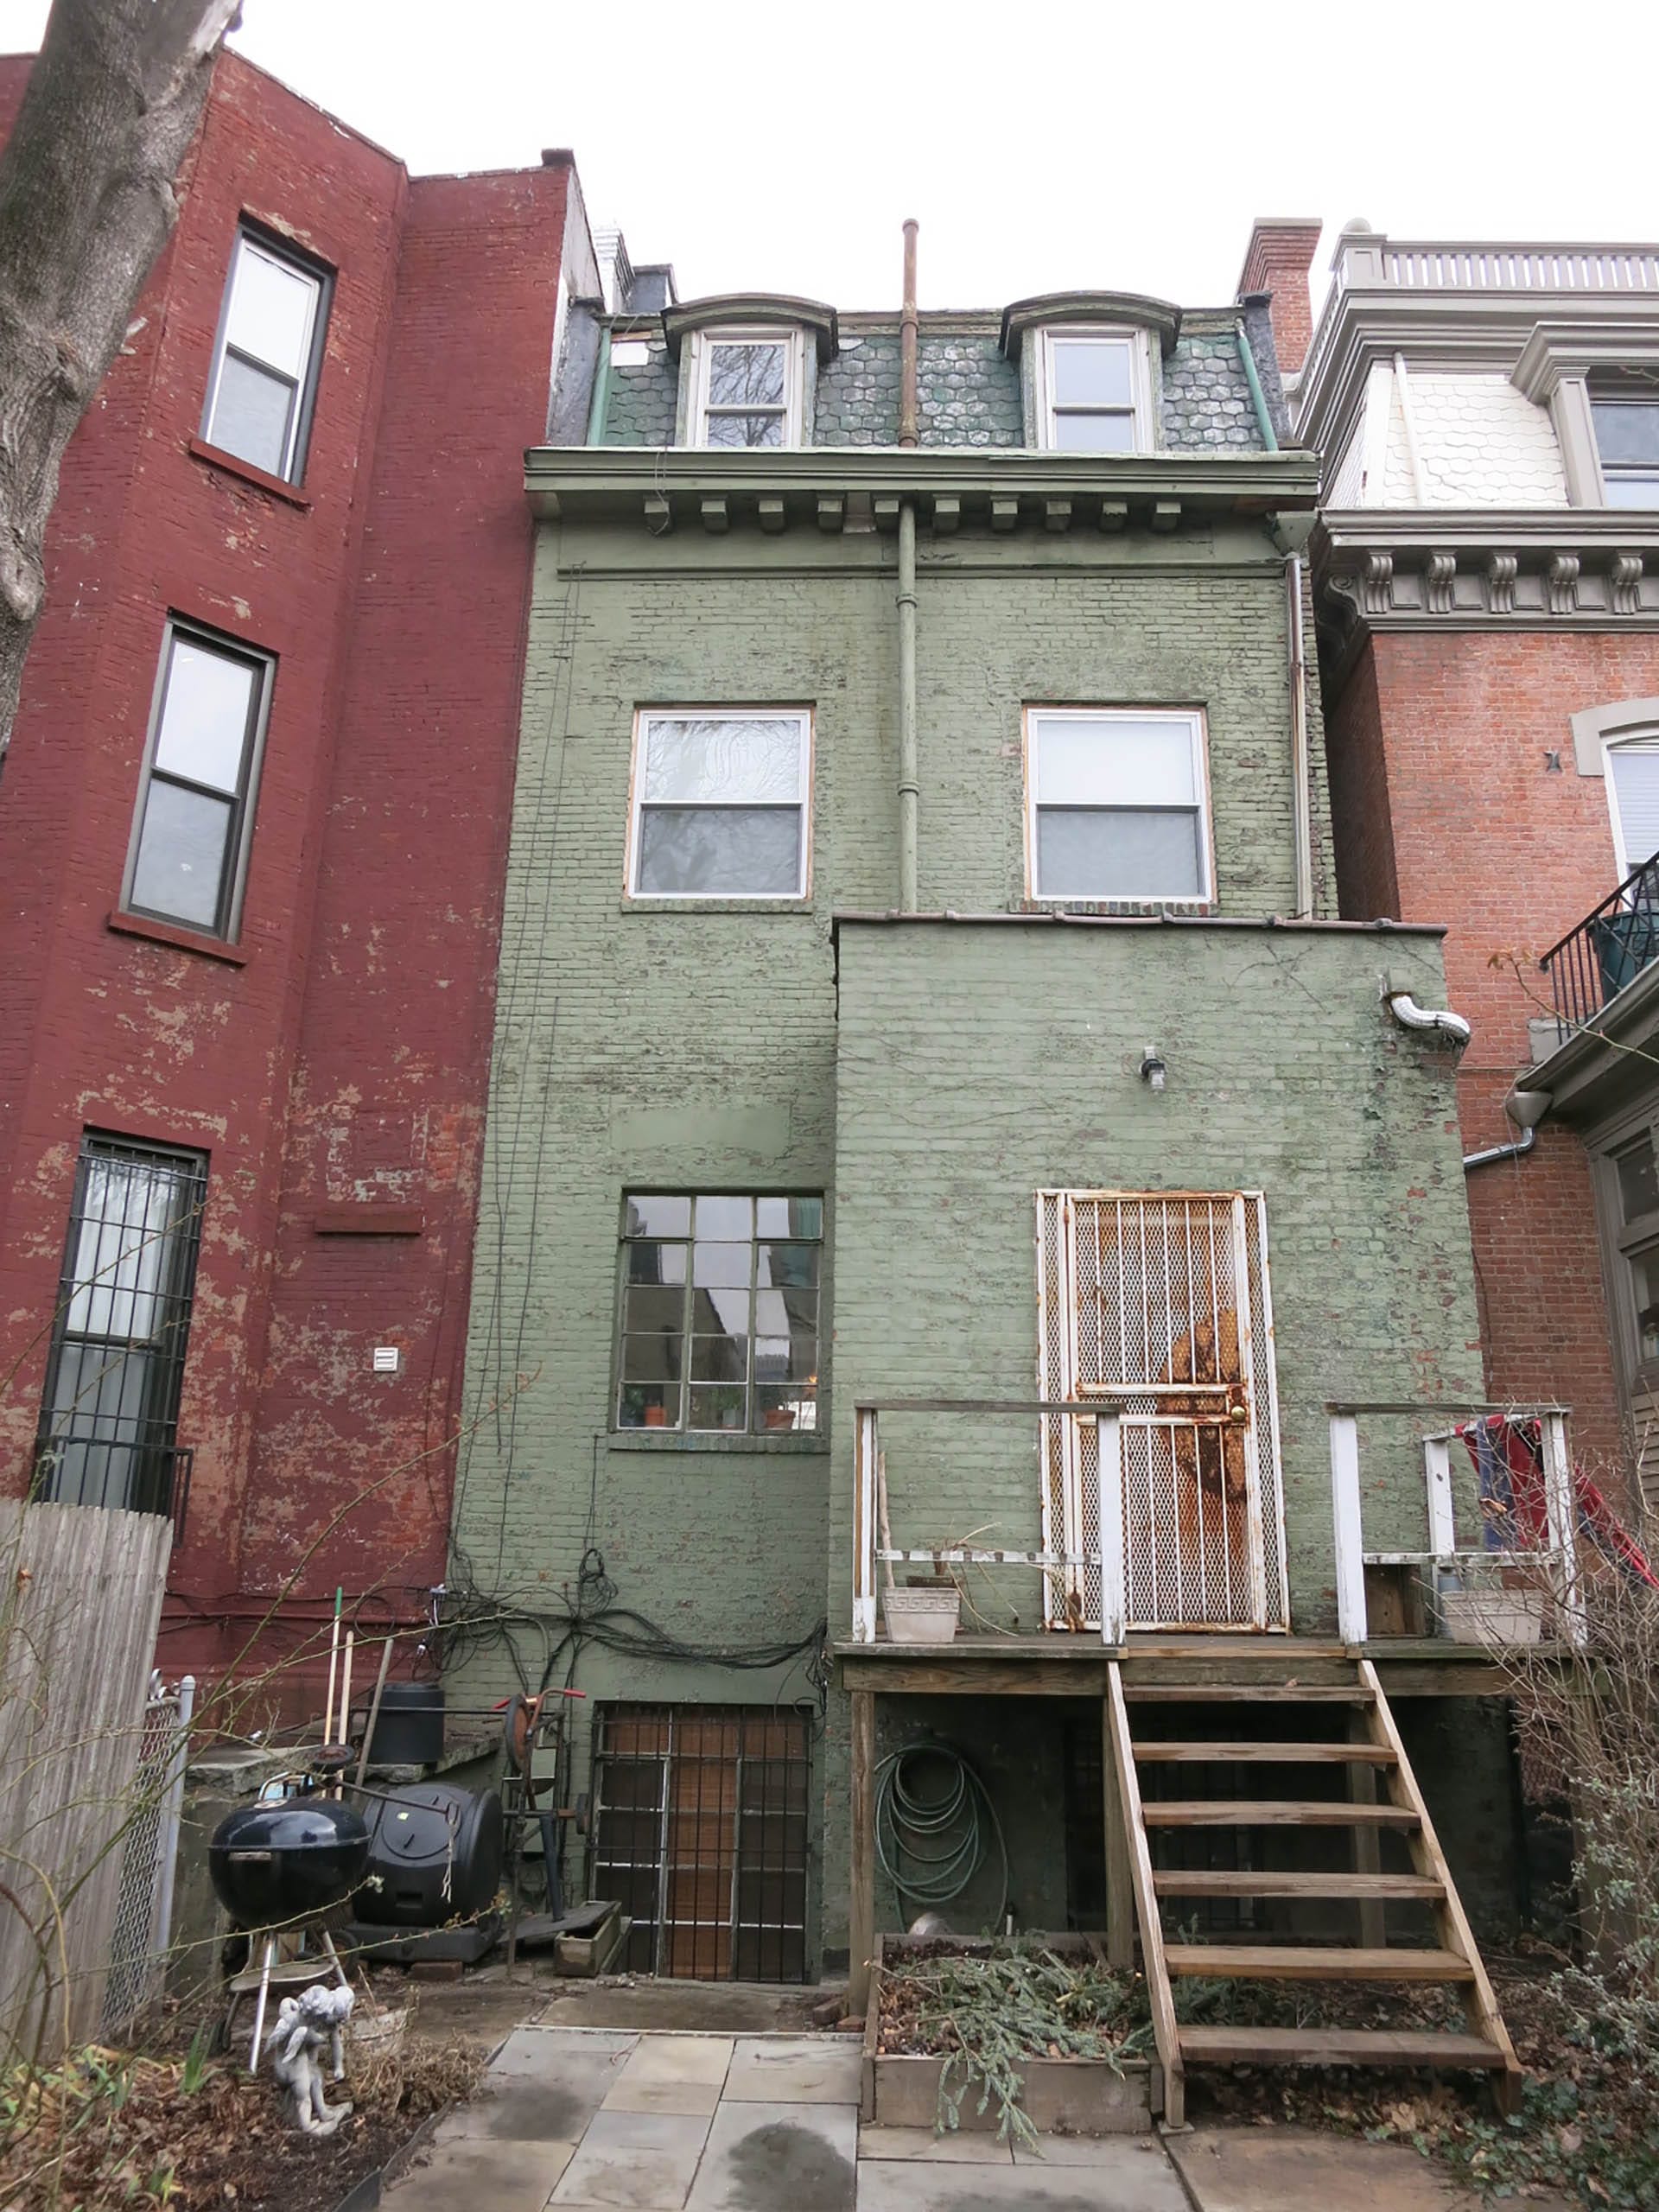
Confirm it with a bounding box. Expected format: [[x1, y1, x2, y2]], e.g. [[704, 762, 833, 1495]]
[[107, 910, 249, 965], [188, 435, 312, 510], [608, 1429, 828, 1455], [621, 899, 815, 915], [1019, 898, 1215, 918]]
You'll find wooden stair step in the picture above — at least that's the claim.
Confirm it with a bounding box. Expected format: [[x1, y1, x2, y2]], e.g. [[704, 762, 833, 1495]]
[[1166, 1944, 1473, 1982], [1142, 1800, 1420, 1828], [1154, 1869, 1443, 1900], [1122, 1685, 1373, 1704], [1134, 1740, 1396, 1765], [1179, 2024, 1509, 2069]]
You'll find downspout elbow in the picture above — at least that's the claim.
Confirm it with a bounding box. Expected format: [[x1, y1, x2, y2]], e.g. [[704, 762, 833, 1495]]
[[1463, 1124, 1537, 1173], [1382, 988, 1472, 1048]]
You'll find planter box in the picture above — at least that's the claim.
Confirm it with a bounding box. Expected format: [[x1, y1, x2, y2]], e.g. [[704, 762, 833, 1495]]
[[861, 1935, 1159, 2134], [881, 1586, 961, 1643], [1441, 1590, 1548, 1648]]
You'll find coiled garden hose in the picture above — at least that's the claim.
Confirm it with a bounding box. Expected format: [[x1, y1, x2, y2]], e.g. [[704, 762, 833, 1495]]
[[874, 1740, 1008, 1931]]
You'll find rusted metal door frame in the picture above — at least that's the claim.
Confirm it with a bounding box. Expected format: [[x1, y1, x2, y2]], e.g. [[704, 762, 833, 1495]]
[[1037, 1190, 1288, 1633]]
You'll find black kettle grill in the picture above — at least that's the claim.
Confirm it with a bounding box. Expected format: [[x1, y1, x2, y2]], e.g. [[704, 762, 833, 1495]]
[[209, 1794, 372, 1929]]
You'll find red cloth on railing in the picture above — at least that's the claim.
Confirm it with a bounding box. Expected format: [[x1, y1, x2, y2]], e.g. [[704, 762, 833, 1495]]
[[1455, 1415, 1658, 1589]]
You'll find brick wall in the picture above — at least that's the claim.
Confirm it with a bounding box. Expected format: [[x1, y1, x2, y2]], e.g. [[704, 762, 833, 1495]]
[[1324, 626, 1659, 1467], [0, 50, 570, 1697]]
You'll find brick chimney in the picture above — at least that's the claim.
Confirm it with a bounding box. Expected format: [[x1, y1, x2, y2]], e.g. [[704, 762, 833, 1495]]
[[1236, 218, 1323, 377]]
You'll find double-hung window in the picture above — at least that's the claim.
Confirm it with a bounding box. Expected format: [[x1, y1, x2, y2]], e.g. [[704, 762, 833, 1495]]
[[628, 709, 811, 899], [125, 625, 272, 939], [35, 1135, 208, 1517], [691, 329, 803, 448], [617, 1194, 823, 1435], [1592, 394, 1659, 508], [203, 228, 330, 483], [1609, 1131, 1659, 1374], [1038, 328, 1149, 452], [1027, 709, 1211, 902]]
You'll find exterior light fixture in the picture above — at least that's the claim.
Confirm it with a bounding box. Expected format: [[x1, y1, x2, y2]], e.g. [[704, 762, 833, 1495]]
[[1139, 1047, 1167, 1092]]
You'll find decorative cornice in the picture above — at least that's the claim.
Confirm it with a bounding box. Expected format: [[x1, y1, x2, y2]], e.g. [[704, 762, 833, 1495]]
[[1513, 316, 1659, 401], [1000, 291, 1182, 361], [662, 294, 838, 363], [527, 445, 1320, 535], [1316, 508, 1659, 637]]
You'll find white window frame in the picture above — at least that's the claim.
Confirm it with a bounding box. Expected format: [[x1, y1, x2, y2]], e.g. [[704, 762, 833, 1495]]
[[1605, 728, 1659, 877], [687, 327, 806, 448], [1023, 706, 1214, 906], [1590, 391, 1659, 509], [1035, 325, 1153, 454], [202, 227, 330, 484], [626, 706, 814, 902]]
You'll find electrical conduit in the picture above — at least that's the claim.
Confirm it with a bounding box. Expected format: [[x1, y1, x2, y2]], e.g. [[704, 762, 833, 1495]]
[[898, 219, 919, 912]]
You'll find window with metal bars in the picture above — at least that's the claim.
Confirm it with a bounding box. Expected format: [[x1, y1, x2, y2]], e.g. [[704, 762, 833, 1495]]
[[33, 1135, 208, 1521], [589, 1703, 810, 1981]]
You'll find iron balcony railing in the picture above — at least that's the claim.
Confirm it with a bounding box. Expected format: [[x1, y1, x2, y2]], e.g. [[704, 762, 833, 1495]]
[[1540, 852, 1659, 1028]]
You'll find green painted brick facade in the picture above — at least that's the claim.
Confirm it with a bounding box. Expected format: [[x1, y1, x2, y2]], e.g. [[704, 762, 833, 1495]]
[[453, 481, 1484, 1972]]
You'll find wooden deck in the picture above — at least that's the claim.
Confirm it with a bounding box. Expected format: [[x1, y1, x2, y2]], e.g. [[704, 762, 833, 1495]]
[[834, 1630, 1556, 1698]]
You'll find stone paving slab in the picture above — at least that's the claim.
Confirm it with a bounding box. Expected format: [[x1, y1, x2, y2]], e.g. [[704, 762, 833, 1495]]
[[550, 2104, 713, 2209], [858, 2126, 1014, 2164], [603, 2032, 735, 2115], [688, 2096, 859, 2212], [1166, 2126, 1564, 2212], [722, 2034, 863, 2105], [858, 2139, 1189, 2210], [381, 2136, 575, 2212], [1013, 2132, 1181, 2171], [451, 2027, 635, 2144]]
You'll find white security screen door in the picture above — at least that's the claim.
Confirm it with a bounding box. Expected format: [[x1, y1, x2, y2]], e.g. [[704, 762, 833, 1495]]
[[1037, 1191, 1289, 1631]]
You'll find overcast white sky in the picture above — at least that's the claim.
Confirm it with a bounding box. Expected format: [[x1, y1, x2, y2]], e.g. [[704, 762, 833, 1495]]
[[1, 0, 1654, 314]]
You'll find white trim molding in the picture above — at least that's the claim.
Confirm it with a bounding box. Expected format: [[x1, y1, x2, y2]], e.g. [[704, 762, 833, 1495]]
[[1570, 696, 1659, 777]]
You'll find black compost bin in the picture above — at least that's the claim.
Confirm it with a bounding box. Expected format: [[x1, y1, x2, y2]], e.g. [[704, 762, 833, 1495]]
[[365, 1682, 445, 1766], [209, 1796, 372, 1928], [352, 1783, 502, 1927]]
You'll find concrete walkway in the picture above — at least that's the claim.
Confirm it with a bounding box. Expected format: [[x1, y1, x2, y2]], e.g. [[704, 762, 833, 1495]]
[[380, 2026, 1529, 2211]]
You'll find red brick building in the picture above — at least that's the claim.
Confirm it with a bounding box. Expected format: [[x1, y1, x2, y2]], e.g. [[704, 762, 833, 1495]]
[[0, 48, 601, 1694], [1252, 220, 1659, 1500]]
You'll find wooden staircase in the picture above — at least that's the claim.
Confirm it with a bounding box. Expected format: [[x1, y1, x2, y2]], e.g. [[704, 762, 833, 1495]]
[[1105, 1657, 1520, 2126]]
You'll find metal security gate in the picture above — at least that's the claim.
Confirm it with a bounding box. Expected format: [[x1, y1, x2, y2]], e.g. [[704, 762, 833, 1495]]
[[1038, 1192, 1288, 1632], [590, 1704, 810, 1981]]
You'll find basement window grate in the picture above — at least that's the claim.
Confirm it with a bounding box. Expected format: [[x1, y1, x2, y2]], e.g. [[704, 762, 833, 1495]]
[[590, 1702, 810, 1981]]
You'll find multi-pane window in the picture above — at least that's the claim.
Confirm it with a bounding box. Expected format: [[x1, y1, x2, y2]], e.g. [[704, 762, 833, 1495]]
[[202, 229, 329, 482], [126, 625, 271, 938], [35, 1135, 208, 1516], [617, 1193, 823, 1435], [628, 710, 811, 899], [1592, 395, 1659, 508], [692, 330, 801, 447], [1039, 329, 1148, 452], [1027, 708, 1211, 901]]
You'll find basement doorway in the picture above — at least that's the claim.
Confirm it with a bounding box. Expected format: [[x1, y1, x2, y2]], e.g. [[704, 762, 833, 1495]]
[[590, 1703, 810, 1981]]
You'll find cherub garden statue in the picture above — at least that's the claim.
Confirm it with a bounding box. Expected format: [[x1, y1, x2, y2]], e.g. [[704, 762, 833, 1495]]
[[270, 1981, 355, 2136]]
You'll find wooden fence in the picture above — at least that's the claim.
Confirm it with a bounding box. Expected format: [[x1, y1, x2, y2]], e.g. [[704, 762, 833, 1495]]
[[0, 1501, 171, 2061]]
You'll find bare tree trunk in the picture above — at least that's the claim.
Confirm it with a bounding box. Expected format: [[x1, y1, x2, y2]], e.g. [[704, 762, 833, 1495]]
[[0, 0, 240, 754]]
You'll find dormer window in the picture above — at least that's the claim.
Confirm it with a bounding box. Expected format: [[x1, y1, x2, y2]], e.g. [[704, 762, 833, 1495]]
[[1039, 328, 1150, 452], [1592, 395, 1659, 507], [690, 327, 805, 448]]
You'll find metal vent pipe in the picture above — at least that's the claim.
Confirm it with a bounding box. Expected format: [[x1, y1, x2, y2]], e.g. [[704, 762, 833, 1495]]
[[897, 219, 919, 911]]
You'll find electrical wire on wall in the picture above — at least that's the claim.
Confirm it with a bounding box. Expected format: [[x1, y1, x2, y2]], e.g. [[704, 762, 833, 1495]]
[[436, 1538, 830, 1716]]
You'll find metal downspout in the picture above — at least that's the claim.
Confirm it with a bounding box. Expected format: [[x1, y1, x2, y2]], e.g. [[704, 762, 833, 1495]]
[[1464, 1125, 1538, 1173], [585, 326, 612, 446], [898, 219, 919, 912], [1285, 553, 1313, 918], [1235, 320, 1278, 453]]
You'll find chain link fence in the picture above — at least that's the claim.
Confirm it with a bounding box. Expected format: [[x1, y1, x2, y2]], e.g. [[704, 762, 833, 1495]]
[[101, 1673, 194, 2040]]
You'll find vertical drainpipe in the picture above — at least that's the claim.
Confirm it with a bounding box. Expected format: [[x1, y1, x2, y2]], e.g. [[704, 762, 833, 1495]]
[[897, 219, 920, 913], [585, 321, 612, 446], [1239, 315, 1314, 920]]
